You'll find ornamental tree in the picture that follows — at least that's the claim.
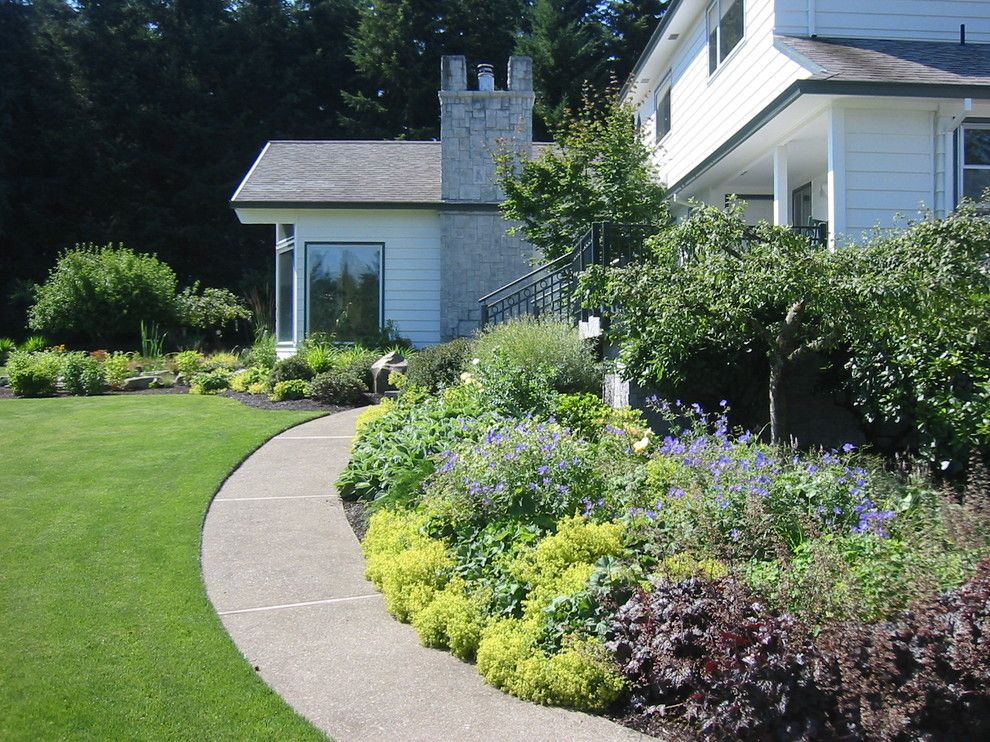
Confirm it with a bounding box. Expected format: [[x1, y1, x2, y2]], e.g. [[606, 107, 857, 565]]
[[495, 91, 669, 261], [580, 201, 848, 444]]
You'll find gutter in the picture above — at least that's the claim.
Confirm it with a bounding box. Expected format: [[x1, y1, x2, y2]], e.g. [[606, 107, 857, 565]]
[[667, 78, 990, 196], [230, 200, 503, 212]]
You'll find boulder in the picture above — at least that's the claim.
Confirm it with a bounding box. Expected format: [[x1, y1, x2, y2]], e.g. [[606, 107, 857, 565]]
[[370, 351, 408, 395], [121, 375, 157, 391], [0, 375, 8, 388]]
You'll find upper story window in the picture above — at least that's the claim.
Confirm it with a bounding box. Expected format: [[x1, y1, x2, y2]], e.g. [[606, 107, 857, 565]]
[[707, 0, 745, 74], [655, 78, 671, 142], [961, 124, 990, 202]]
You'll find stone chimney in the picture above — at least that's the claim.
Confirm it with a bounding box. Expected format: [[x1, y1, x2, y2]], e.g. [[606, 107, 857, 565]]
[[439, 55, 534, 203]]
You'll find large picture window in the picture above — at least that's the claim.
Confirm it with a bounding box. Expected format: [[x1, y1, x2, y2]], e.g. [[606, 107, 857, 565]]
[[707, 0, 744, 74], [961, 125, 990, 202], [306, 243, 382, 342]]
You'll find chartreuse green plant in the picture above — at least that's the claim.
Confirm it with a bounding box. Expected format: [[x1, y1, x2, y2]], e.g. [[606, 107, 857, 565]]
[[0, 337, 15, 366], [189, 369, 232, 395], [102, 352, 132, 389], [61, 353, 106, 396], [229, 367, 268, 393], [173, 350, 205, 379], [0, 396, 321, 739], [269, 378, 309, 402]]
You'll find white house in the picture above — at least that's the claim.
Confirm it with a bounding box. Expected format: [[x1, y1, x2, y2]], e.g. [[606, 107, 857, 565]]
[[232, 57, 539, 356], [622, 0, 990, 244]]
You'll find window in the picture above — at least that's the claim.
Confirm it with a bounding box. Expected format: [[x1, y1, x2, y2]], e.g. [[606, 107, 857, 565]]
[[655, 80, 671, 142], [276, 247, 295, 343], [707, 0, 744, 74], [306, 243, 382, 342], [960, 124, 990, 202]]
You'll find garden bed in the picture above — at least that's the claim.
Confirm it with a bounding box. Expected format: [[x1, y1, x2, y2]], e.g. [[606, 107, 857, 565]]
[[335, 320, 990, 741]]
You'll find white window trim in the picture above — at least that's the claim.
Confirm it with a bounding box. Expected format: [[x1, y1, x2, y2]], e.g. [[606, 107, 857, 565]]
[[706, 0, 746, 78], [959, 122, 990, 204], [654, 74, 672, 144]]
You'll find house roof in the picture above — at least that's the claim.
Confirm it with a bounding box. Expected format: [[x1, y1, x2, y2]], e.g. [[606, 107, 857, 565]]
[[778, 36, 990, 86], [232, 140, 554, 209], [231, 141, 443, 207]]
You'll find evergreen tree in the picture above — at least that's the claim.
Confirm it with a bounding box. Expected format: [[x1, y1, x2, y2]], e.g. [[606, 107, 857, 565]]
[[604, 0, 667, 85]]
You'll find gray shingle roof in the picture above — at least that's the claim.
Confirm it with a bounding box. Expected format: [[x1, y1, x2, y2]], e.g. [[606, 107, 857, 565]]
[[778, 35, 990, 86], [231, 141, 442, 205]]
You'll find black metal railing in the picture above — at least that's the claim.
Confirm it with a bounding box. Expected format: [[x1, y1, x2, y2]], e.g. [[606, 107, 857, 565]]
[[479, 222, 654, 327], [791, 222, 828, 246]]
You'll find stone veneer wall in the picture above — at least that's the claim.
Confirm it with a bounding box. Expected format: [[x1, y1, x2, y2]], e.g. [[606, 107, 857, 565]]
[[438, 55, 537, 339], [440, 210, 533, 339]]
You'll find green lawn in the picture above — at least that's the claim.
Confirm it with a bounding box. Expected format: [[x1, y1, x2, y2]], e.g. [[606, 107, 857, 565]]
[[0, 395, 326, 740]]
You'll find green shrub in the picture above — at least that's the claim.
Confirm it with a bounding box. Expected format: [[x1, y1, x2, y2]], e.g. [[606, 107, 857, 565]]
[[229, 367, 268, 393], [269, 378, 309, 402], [302, 343, 339, 374], [0, 338, 15, 366], [19, 336, 49, 353], [552, 393, 611, 440], [28, 244, 178, 342], [405, 338, 474, 392], [174, 283, 250, 331], [334, 346, 378, 390], [309, 370, 366, 405], [473, 351, 559, 418], [270, 355, 314, 386], [473, 318, 601, 394], [102, 352, 132, 389], [336, 386, 489, 504], [204, 351, 240, 371], [189, 368, 232, 395], [174, 350, 205, 379], [243, 331, 276, 369], [61, 353, 106, 396], [7, 351, 61, 397]]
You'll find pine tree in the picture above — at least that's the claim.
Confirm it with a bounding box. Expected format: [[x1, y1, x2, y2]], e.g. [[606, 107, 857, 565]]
[[604, 0, 668, 85]]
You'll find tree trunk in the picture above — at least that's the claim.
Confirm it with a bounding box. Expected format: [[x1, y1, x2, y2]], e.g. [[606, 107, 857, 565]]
[[768, 357, 787, 445]]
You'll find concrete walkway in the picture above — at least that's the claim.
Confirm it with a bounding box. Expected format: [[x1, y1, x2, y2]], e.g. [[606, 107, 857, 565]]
[[201, 408, 646, 742]]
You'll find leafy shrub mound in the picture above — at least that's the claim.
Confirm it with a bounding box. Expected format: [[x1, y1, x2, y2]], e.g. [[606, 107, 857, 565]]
[[28, 244, 178, 343], [190, 369, 232, 395], [269, 379, 309, 402], [7, 351, 61, 397], [473, 318, 601, 395], [229, 367, 268, 393], [609, 577, 842, 740], [173, 350, 205, 379], [309, 370, 366, 405], [103, 353, 132, 389], [405, 337, 475, 392], [270, 355, 314, 385], [336, 386, 488, 505], [61, 353, 106, 396]]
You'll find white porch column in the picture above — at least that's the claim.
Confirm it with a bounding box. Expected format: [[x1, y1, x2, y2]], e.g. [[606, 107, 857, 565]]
[[773, 145, 789, 226], [826, 105, 846, 246]]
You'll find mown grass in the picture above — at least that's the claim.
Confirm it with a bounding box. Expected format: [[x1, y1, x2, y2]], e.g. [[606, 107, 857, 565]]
[[0, 395, 326, 740]]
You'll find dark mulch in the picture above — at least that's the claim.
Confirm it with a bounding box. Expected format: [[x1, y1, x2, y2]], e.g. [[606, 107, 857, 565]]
[[220, 390, 359, 413], [343, 499, 371, 541]]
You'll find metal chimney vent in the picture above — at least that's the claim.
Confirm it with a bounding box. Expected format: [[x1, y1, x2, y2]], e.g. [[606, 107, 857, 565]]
[[477, 63, 495, 91]]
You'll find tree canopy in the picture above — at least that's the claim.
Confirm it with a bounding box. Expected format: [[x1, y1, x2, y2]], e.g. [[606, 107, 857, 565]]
[[0, 0, 668, 337]]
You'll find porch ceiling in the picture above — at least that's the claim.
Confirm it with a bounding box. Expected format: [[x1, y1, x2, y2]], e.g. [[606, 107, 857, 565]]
[[718, 115, 828, 194]]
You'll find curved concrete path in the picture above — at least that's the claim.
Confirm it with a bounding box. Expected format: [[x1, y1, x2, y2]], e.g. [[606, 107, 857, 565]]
[[202, 408, 646, 742]]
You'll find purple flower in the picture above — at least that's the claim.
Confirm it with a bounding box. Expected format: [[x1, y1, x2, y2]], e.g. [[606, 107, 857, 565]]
[[669, 487, 686, 499], [729, 528, 741, 540], [806, 464, 819, 474], [537, 465, 550, 475], [739, 431, 753, 444], [719, 399, 728, 408]]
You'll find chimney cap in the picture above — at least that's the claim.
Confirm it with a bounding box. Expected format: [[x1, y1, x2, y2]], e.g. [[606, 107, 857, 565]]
[[477, 63, 495, 91]]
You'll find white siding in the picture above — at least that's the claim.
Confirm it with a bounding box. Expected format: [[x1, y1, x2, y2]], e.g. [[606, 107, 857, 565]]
[[289, 209, 442, 347], [839, 107, 935, 240], [642, 0, 811, 187], [775, 0, 990, 42]]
